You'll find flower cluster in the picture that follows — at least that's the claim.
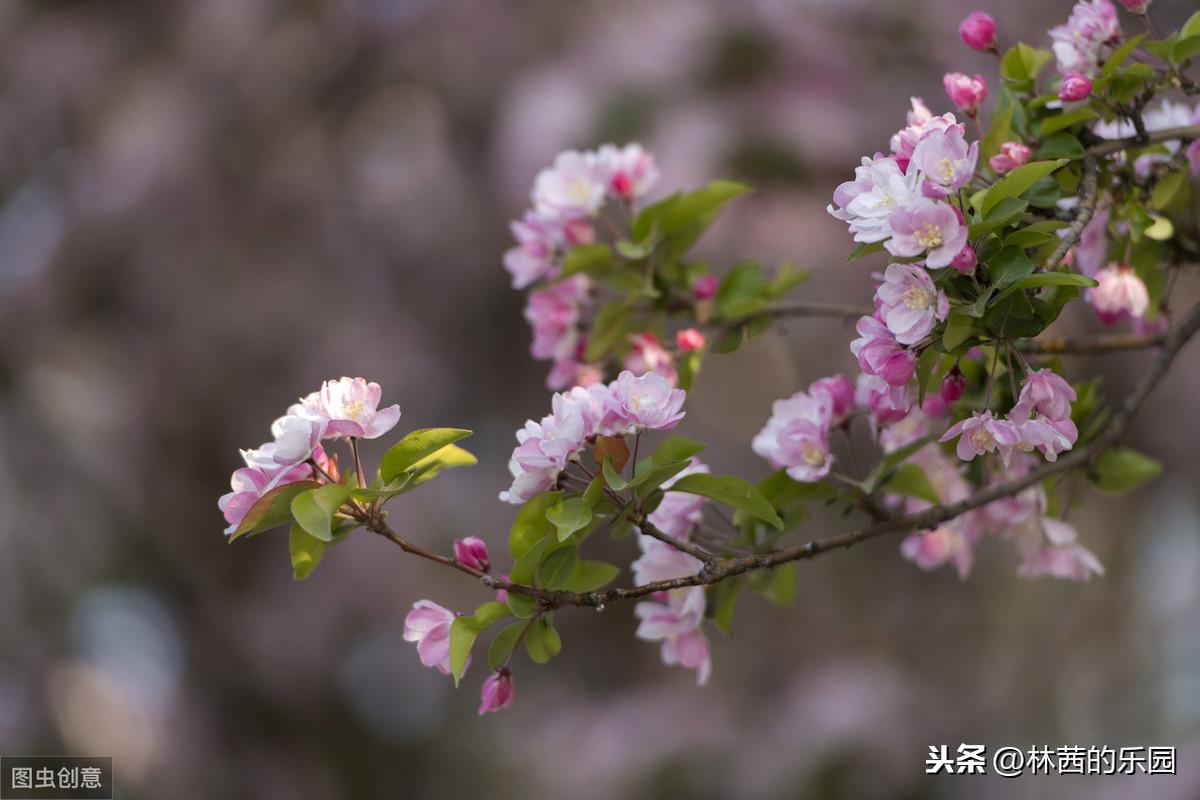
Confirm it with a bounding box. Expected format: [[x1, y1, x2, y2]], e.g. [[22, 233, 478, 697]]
[[500, 370, 686, 503], [505, 144, 660, 389], [1050, 0, 1122, 77], [218, 377, 400, 534], [752, 374, 854, 483]]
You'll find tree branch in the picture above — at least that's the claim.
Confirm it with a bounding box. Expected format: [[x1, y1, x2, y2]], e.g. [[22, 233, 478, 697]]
[[1086, 123, 1200, 157], [1017, 331, 1167, 354]]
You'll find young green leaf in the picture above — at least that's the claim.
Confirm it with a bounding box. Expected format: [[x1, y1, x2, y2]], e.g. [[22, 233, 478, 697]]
[[546, 497, 593, 542], [229, 480, 320, 541], [288, 523, 326, 580], [509, 491, 560, 558], [668, 473, 783, 529], [981, 160, 1068, 216], [561, 559, 621, 592], [380, 428, 473, 482], [290, 484, 354, 542], [1089, 447, 1163, 494], [488, 621, 526, 669]]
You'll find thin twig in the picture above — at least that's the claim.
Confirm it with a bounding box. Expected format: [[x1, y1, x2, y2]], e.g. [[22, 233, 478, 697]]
[[1086, 123, 1200, 157]]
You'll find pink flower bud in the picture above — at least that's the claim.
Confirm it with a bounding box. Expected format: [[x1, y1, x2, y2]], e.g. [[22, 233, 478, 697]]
[[479, 670, 516, 715], [943, 73, 987, 116], [562, 218, 596, 246], [959, 11, 997, 52], [988, 141, 1032, 174], [880, 349, 917, 387], [1087, 265, 1149, 325], [1117, 0, 1150, 13], [941, 368, 966, 404], [675, 328, 706, 352], [1058, 72, 1093, 102], [453, 536, 491, 572], [692, 274, 718, 300], [950, 244, 977, 274]]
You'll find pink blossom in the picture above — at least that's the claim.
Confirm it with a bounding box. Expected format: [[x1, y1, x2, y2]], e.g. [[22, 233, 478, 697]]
[[1087, 265, 1149, 325], [890, 99, 964, 173], [1014, 416, 1077, 462], [503, 211, 562, 289], [850, 314, 917, 386], [1050, 0, 1122, 76], [624, 332, 677, 385], [810, 374, 855, 427], [988, 141, 1032, 174], [596, 143, 659, 202], [959, 12, 997, 52], [525, 275, 589, 360], [243, 412, 325, 470], [403, 600, 459, 675], [1074, 207, 1109, 276], [855, 373, 913, 426], [875, 263, 950, 345], [692, 274, 719, 300], [319, 377, 402, 440], [219, 461, 312, 535], [901, 525, 976, 579], [1013, 369, 1076, 421], [752, 391, 833, 482], [499, 392, 591, 504], [479, 670, 515, 714], [647, 459, 710, 541], [943, 73, 987, 116], [939, 410, 1021, 466], [950, 243, 977, 273], [1059, 71, 1093, 102], [676, 328, 706, 352], [879, 407, 930, 453], [632, 538, 710, 685], [454, 537, 491, 572], [532, 150, 606, 220], [909, 127, 979, 197], [607, 370, 686, 431], [1015, 517, 1104, 580], [940, 368, 966, 404], [828, 155, 920, 243], [886, 199, 969, 268]]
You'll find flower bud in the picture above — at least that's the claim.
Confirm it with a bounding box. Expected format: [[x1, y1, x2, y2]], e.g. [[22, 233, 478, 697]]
[[1087, 265, 1149, 325], [950, 243, 977, 274], [692, 274, 719, 300], [479, 670, 516, 715], [675, 328, 706, 352], [453, 536, 491, 572], [959, 11, 997, 52], [1058, 72, 1093, 102], [941, 368, 966, 404], [988, 141, 1032, 175], [943, 72, 987, 116]]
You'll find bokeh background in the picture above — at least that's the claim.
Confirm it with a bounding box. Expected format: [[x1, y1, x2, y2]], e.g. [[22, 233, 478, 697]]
[[2, 0, 1200, 797]]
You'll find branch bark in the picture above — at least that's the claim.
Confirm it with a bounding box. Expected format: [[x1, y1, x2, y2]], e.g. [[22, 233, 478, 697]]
[[1086, 123, 1200, 157]]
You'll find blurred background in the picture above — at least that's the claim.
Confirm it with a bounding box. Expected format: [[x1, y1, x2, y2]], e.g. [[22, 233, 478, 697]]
[[1, 0, 1199, 797]]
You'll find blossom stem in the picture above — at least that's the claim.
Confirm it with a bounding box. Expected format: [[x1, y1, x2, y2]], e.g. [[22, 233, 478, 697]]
[[351, 438, 366, 490]]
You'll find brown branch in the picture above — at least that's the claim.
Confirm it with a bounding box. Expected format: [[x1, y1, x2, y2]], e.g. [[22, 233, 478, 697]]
[[633, 513, 716, 563], [1045, 156, 1099, 271], [1086, 123, 1200, 157], [1017, 331, 1167, 354], [756, 301, 873, 321]]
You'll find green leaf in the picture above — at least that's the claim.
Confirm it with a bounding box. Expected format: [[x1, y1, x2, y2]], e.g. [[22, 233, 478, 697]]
[[981, 160, 1069, 216], [942, 311, 975, 352], [290, 484, 354, 542], [509, 491, 560, 558], [1039, 107, 1099, 137], [380, 428, 473, 482], [405, 443, 477, 487], [449, 617, 479, 687], [288, 523, 326, 580], [861, 434, 936, 495], [560, 243, 614, 278], [712, 577, 744, 634], [968, 197, 1029, 239], [880, 463, 940, 504], [524, 617, 562, 664], [350, 475, 411, 502], [847, 241, 886, 262], [981, 102, 1015, 163], [988, 246, 1037, 288], [652, 436, 708, 466], [585, 301, 633, 362], [488, 621, 526, 669], [546, 497, 592, 542], [915, 346, 939, 407], [708, 326, 743, 354], [1012, 272, 1098, 289], [668, 473, 783, 529], [537, 545, 579, 590], [632, 180, 750, 245], [602, 457, 630, 491], [1101, 33, 1146, 78], [1181, 10, 1200, 40], [753, 564, 795, 606], [229, 480, 320, 541], [1090, 447, 1162, 494], [561, 560, 620, 592], [715, 261, 770, 320], [1036, 132, 1085, 161], [1000, 43, 1052, 91], [505, 592, 538, 618], [510, 536, 551, 585]]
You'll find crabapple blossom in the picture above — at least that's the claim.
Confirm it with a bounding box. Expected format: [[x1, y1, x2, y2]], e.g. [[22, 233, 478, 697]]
[[647, 459, 710, 541], [479, 670, 515, 715], [943, 72, 987, 116], [1012, 513, 1104, 581], [1049, 0, 1121, 76], [596, 143, 659, 202], [1012, 369, 1076, 421], [959, 11, 997, 52], [909, 126, 979, 198], [1014, 416, 1077, 462], [885, 199, 969, 268], [1087, 265, 1149, 324], [692, 274, 719, 300], [889, 99, 963, 173], [403, 600, 459, 675], [988, 141, 1032, 174], [950, 243, 977, 273], [939, 410, 1021, 466], [218, 461, 313, 534], [940, 368, 966, 404], [632, 536, 711, 685], [901, 525, 978, 579], [850, 314, 917, 386], [532, 150, 606, 219], [607, 370, 686, 431], [675, 328, 706, 352], [1074, 207, 1109, 276], [318, 377, 402, 440], [875, 262, 950, 346], [244, 412, 325, 470], [1059, 71, 1093, 102], [810, 374, 855, 427], [856, 374, 913, 426], [503, 211, 561, 289], [454, 537, 491, 572], [624, 332, 677, 384], [828, 155, 920, 243], [752, 390, 833, 482]]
